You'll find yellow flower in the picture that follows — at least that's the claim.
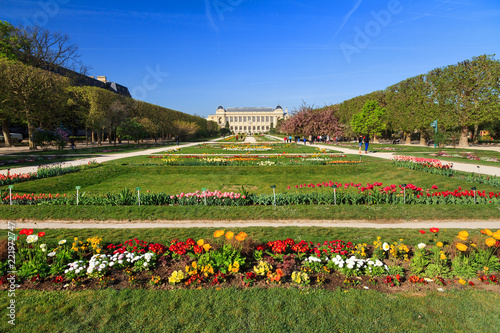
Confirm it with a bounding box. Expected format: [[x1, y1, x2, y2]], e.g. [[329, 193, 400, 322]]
[[440, 253, 446, 260], [436, 242, 443, 248], [214, 230, 225, 238], [456, 243, 468, 252], [225, 231, 234, 240], [457, 231, 469, 241], [493, 231, 500, 240], [197, 239, 204, 246], [458, 278, 466, 285], [192, 261, 197, 269], [203, 243, 211, 252], [485, 237, 496, 247]]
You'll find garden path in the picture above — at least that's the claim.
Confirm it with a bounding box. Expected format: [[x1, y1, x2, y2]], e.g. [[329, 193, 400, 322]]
[[4, 219, 500, 229]]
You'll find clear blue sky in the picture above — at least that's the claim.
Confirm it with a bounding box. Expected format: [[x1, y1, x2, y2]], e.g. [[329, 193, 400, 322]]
[[2, 0, 499, 118]]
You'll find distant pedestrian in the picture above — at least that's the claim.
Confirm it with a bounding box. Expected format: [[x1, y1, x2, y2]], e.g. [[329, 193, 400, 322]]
[[358, 136, 363, 153], [303, 137, 306, 145], [288, 135, 292, 143], [364, 135, 370, 154], [176, 135, 180, 146], [284, 136, 287, 143], [236, 134, 238, 141]]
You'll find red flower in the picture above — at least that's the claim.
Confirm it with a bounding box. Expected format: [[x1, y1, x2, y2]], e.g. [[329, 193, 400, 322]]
[[430, 228, 439, 233], [26, 229, 34, 236], [20, 229, 27, 235], [468, 281, 475, 287], [419, 230, 426, 234], [53, 276, 64, 284], [38, 231, 46, 237]]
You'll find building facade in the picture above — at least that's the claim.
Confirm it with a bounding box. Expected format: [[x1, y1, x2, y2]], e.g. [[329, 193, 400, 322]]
[[207, 105, 289, 134]]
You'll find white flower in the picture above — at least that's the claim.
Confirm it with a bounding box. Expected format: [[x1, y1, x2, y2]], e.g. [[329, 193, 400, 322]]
[[143, 262, 148, 267], [417, 243, 426, 249], [40, 244, 47, 251], [382, 242, 390, 251], [58, 239, 67, 245], [48, 252, 57, 257], [26, 235, 38, 243]]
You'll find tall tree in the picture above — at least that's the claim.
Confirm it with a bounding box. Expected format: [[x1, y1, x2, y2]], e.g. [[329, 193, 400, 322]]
[[351, 100, 386, 138]]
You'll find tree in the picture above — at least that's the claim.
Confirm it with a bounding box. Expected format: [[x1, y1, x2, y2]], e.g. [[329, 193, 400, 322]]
[[117, 118, 146, 143], [0, 21, 22, 61], [427, 55, 500, 147], [280, 102, 343, 138], [172, 120, 200, 140], [1, 59, 69, 149], [14, 24, 89, 74], [351, 100, 386, 138]]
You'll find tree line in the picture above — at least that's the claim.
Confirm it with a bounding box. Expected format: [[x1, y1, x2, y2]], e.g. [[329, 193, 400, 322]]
[[281, 54, 500, 147], [0, 21, 218, 149]]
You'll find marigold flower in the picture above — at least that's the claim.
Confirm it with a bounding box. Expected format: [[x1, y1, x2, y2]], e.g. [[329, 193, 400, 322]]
[[214, 230, 225, 238], [225, 231, 234, 240], [456, 243, 468, 252], [485, 237, 496, 247], [457, 231, 469, 241]]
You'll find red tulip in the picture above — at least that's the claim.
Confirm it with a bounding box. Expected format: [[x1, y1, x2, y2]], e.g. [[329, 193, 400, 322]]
[[419, 230, 426, 234], [430, 228, 439, 233], [38, 231, 46, 237]]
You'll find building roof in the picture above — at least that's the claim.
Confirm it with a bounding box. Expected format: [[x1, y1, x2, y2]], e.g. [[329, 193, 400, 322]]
[[225, 107, 275, 112]]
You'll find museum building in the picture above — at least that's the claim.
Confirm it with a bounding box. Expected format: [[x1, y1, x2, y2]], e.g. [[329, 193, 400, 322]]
[[207, 105, 289, 134]]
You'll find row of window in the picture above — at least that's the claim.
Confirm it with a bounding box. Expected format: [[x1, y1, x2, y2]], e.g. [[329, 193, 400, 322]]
[[230, 126, 269, 131], [227, 116, 273, 123]]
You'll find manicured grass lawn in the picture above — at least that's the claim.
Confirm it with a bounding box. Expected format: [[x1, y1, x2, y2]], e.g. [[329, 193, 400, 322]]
[[1, 289, 498, 332], [162, 142, 338, 155]]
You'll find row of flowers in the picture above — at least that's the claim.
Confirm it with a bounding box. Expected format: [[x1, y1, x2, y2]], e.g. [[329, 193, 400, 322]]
[[4, 181, 499, 206], [0, 161, 100, 186], [391, 156, 455, 177], [4, 228, 499, 290], [429, 151, 499, 163]]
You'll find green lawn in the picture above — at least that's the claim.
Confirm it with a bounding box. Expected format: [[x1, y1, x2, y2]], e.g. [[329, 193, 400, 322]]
[[1, 289, 498, 332], [161, 142, 337, 155]]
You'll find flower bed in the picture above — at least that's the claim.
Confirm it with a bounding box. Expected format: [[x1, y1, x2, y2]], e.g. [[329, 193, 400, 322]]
[[391, 156, 455, 176], [2, 228, 499, 293], [3, 181, 500, 206]]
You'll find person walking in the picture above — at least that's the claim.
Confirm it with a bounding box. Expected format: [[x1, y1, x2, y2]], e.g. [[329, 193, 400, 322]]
[[364, 135, 370, 154], [358, 136, 363, 153], [303, 137, 306, 145], [288, 135, 292, 143]]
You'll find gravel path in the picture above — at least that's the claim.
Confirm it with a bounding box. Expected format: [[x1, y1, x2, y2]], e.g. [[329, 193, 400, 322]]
[[2, 219, 499, 229]]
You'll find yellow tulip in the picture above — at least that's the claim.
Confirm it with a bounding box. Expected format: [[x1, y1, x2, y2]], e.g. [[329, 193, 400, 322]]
[[457, 231, 469, 241], [214, 230, 225, 238], [485, 237, 496, 247]]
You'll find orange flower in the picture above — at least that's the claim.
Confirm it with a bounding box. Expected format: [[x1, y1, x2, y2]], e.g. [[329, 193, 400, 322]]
[[197, 239, 204, 246], [485, 237, 496, 247], [457, 231, 469, 241], [493, 231, 500, 240], [225, 231, 234, 240], [482, 229, 493, 236], [214, 230, 225, 238], [456, 243, 468, 252], [202, 243, 211, 252], [235, 231, 248, 242]]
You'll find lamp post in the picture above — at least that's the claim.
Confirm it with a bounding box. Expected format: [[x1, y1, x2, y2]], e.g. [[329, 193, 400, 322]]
[[430, 120, 438, 148], [8, 185, 13, 206]]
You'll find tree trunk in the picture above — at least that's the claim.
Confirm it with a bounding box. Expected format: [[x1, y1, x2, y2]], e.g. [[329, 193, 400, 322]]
[[97, 130, 102, 146], [108, 128, 112, 145], [458, 126, 469, 148], [419, 131, 426, 146], [1, 118, 13, 147], [91, 131, 95, 143], [405, 133, 411, 145], [473, 124, 479, 144], [85, 128, 89, 146], [28, 123, 36, 150]]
